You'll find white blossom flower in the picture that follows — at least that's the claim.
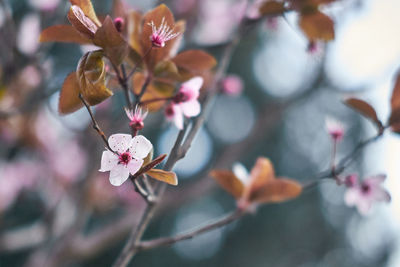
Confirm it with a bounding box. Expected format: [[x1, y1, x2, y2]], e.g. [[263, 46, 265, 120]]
[[99, 134, 152, 186]]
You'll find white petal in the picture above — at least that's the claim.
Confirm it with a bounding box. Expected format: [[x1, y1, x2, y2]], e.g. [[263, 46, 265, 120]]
[[181, 100, 201, 117], [109, 165, 130, 186], [127, 158, 144, 175], [357, 199, 373, 215], [233, 163, 249, 185], [371, 188, 391, 203], [108, 134, 132, 153], [129, 135, 153, 159], [182, 76, 203, 92], [99, 150, 118, 172], [172, 107, 184, 129], [344, 188, 360, 206]]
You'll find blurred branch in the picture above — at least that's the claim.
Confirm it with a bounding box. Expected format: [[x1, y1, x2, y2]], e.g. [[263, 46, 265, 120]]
[[137, 208, 244, 251]]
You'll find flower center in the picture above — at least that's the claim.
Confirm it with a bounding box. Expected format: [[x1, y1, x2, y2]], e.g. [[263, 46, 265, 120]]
[[361, 183, 371, 194], [151, 34, 165, 47], [165, 105, 175, 116], [173, 91, 189, 103], [118, 152, 131, 165]]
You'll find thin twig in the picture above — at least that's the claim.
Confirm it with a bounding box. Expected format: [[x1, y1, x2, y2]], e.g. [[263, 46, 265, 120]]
[[126, 46, 153, 79], [136, 209, 244, 251], [134, 74, 153, 107], [79, 94, 114, 153]]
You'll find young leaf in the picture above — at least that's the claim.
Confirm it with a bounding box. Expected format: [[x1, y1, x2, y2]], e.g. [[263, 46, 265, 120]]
[[59, 72, 84, 114], [259, 1, 286, 16], [70, 0, 101, 27], [127, 9, 143, 54], [345, 98, 382, 127], [210, 170, 245, 199], [249, 178, 302, 204], [93, 16, 128, 66], [77, 51, 113, 105], [154, 60, 180, 79], [248, 157, 275, 194], [68, 5, 99, 39], [39, 25, 92, 44], [299, 11, 334, 41], [172, 50, 217, 72], [146, 169, 178, 185]]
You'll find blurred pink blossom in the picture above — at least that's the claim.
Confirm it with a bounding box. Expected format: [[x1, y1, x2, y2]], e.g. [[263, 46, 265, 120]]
[[99, 134, 152, 186], [325, 117, 345, 142], [17, 14, 40, 55], [29, 0, 60, 11], [344, 174, 391, 215], [165, 77, 203, 129], [221, 74, 244, 96]]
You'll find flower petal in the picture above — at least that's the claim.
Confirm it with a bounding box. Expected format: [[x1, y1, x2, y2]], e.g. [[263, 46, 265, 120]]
[[129, 135, 153, 159], [171, 105, 184, 129], [180, 100, 200, 117], [127, 158, 144, 175], [371, 188, 391, 203], [99, 150, 118, 172], [109, 165, 130, 186], [232, 163, 249, 185], [182, 76, 203, 93], [344, 188, 360, 206], [108, 134, 132, 153]]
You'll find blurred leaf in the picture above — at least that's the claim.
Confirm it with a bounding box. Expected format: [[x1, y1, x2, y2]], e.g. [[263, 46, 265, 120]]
[[133, 73, 174, 112], [259, 1, 286, 16], [58, 72, 84, 114], [77, 50, 113, 105], [154, 60, 180, 79], [299, 11, 334, 41], [93, 16, 128, 66], [389, 73, 400, 129], [39, 25, 92, 44], [68, 5, 99, 39], [345, 98, 382, 127], [70, 0, 101, 26], [210, 170, 245, 199], [127, 9, 143, 54], [172, 50, 217, 72], [249, 178, 302, 204], [147, 169, 178, 185], [248, 157, 275, 195]]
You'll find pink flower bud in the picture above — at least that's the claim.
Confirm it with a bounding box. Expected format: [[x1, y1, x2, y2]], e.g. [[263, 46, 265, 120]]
[[114, 17, 124, 32], [221, 75, 243, 96], [325, 117, 345, 142]]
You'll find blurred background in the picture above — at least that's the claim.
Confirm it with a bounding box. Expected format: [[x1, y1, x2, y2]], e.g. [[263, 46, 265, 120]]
[[0, 0, 399, 266]]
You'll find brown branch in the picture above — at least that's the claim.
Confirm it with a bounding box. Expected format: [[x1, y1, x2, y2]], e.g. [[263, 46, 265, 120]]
[[137, 209, 244, 251]]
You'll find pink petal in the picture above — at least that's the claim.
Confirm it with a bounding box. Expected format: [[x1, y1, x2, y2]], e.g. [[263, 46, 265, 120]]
[[173, 107, 184, 129], [99, 151, 118, 172], [371, 188, 391, 203], [182, 76, 203, 94], [365, 174, 386, 186], [356, 199, 373, 215], [127, 158, 144, 175], [344, 188, 360, 206], [109, 165, 130, 186], [129, 135, 153, 159], [108, 134, 132, 153], [180, 100, 201, 117]]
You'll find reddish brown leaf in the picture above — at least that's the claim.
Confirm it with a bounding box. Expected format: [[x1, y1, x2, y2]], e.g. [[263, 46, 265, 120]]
[[210, 170, 245, 199], [93, 16, 128, 66], [70, 0, 101, 26], [68, 5, 99, 39], [146, 169, 178, 185], [249, 177, 302, 204], [77, 51, 113, 105], [58, 72, 84, 114], [389, 73, 400, 127], [39, 25, 92, 44], [127, 9, 143, 55], [259, 1, 286, 16], [345, 98, 381, 126], [172, 50, 217, 72], [154, 60, 180, 80], [299, 11, 334, 41]]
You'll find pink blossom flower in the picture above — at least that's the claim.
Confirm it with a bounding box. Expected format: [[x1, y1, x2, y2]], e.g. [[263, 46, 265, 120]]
[[325, 117, 345, 142], [165, 77, 203, 129], [125, 106, 148, 131], [114, 17, 124, 32], [344, 174, 391, 215], [99, 134, 153, 186], [221, 75, 243, 96], [149, 17, 180, 48]]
